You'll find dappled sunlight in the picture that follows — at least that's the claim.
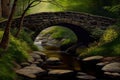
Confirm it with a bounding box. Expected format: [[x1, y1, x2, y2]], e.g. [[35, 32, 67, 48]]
[[28, 2, 63, 14]]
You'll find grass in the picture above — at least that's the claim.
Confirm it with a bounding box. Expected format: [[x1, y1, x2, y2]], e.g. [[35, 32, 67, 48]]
[[79, 25, 120, 57], [0, 30, 36, 80], [11, 28, 39, 51]]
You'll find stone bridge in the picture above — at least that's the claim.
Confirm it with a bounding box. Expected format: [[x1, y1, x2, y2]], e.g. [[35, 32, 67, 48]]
[[0, 12, 116, 43]]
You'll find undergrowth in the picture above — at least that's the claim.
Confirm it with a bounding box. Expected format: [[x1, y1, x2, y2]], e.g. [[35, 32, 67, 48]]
[[79, 25, 120, 57], [0, 29, 37, 80]]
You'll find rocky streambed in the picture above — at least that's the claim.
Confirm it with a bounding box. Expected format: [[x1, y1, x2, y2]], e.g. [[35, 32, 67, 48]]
[[15, 51, 120, 80], [16, 26, 120, 80]]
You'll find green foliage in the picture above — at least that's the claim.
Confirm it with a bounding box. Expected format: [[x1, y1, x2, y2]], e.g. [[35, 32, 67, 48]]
[[104, 0, 120, 18], [17, 29, 33, 44], [0, 53, 16, 80], [11, 28, 39, 51], [100, 26, 119, 44], [40, 26, 78, 45], [91, 28, 104, 39], [18, 29, 39, 51], [80, 25, 120, 57], [8, 36, 30, 62], [0, 30, 31, 80], [28, 0, 116, 17], [15, 0, 120, 18]]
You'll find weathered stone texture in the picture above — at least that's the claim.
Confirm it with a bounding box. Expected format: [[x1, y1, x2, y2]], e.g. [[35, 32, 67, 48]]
[[0, 12, 116, 40]]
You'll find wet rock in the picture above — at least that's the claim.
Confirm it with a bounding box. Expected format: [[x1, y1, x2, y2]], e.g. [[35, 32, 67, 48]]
[[30, 53, 41, 60], [104, 72, 120, 80], [96, 62, 110, 75], [77, 72, 96, 80], [33, 51, 47, 61], [83, 56, 103, 62], [102, 57, 120, 62], [77, 75, 96, 80], [16, 65, 46, 79], [36, 59, 43, 63], [82, 56, 103, 73], [48, 69, 74, 77], [33, 61, 40, 65], [21, 62, 30, 67], [102, 62, 120, 73], [104, 72, 120, 77], [96, 62, 109, 67], [42, 40, 61, 49], [45, 57, 62, 65], [77, 72, 87, 75], [27, 57, 35, 63]]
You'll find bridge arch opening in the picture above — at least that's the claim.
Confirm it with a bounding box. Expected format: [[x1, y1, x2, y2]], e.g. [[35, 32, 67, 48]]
[[34, 26, 78, 50], [33, 23, 96, 50]]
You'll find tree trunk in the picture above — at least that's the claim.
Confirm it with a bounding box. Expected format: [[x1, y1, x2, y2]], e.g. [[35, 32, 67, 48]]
[[0, 0, 2, 17], [15, 6, 29, 37], [15, 0, 36, 37], [1, 0, 11, 18], [0, 0, 18, 50]]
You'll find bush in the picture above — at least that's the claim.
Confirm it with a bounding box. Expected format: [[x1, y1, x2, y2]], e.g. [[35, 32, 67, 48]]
[[11, 28, 39, 51], [0, 53, 16, 80], [0, 30, 31, 80], [100, 26, 119, 44], [80, 25, 120, 57]]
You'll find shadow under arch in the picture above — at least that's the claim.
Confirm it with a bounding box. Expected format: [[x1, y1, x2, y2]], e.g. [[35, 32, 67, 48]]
[[32, 23, 96, 46], [56, 23, 96, 43]]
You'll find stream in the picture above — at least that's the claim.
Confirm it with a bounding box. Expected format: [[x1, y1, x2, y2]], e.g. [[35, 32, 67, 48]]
[[15, 36, 120, 80]]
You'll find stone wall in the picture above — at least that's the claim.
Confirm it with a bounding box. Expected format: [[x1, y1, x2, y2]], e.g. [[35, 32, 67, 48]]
[[22, 12, 116, 30], [0, 12, 116, 41]]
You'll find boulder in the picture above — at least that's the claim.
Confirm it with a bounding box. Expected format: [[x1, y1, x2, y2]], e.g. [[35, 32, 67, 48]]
[[48, 69, 74, 77], [82, 56, 103, 72], [104, 72, 120, 80], [33, 51, 47, 61], [102, 62, 120, 73], [20, 62, 30, 67], [45, 57, 62, 65], [36, 59, 43, 63], [77, 72, 96, 80], [30, 53, 41, 60], [16, 65, 46, 79], [96, 62, 109, 67], [102, 57, 120, 62], [104, 72, 120, 77], [77, 75, 96, 80], [83, 56, 103, 62], [77, 72, 87, 75]]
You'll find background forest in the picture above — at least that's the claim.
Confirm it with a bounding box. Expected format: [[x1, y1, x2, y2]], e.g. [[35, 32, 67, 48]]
[[0, 0, 120, 80], [1, 0, 120, 18]]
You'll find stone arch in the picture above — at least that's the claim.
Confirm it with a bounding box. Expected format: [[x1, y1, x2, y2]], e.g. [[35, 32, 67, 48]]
[[0, 11, 116, 44], [31, 22, 95, 46]]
